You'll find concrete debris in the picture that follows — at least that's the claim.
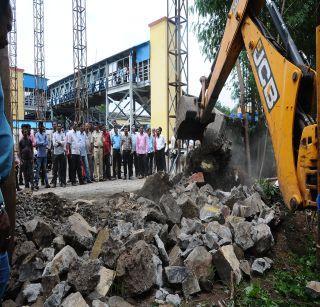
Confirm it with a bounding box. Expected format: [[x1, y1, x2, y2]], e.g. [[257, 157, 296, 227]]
[[212, 245, 242, 286], [67, 259, 101, 295], [108, 296, 134, 307], [61, 292, 89, 307], [159, 194, 182, 225], [92, 300, 110, 307], [22, 283, 43, 304], [251, 257, 273, 275], [166, 293, 182, 306], [44, 281, 71, 307], [305, 281, 320, 299], [182, 271, 201, 297], [155, 234, 170, 265], [43, 245, 78, 276], [165, 266, 189, 284], [168, 245, 183, 266], [184, 246, 213, 283], [24, 218, 55, 248], [8, 173, 284, 306], [200, 204, 224, 223], [116, 240, 162, 295]]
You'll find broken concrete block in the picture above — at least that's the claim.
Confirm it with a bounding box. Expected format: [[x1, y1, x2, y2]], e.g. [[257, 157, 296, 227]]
[[111, 221, 133, 241], [169, 245, 183, 266], [166, 293, 182, 306], [61, 292, 89, 307], [67, 259, 101, 296], [92, 300, 109, 307], [205, 221, 232, 243], [200, 204, 224, 223], [233, 221, 254, 251], [168, 224, 181, 246], [100, 237, 125, 269], [124, 229, 145, 248], [43, 245, 78, 276], [137, 172, 172, 202], [165, 266, 189, 284], [95, 267, 115, 297], [251, 257, 273, 275], [202, 232, 219, 250], [155, 288, 170, 301], [63, 214, 95, 253], [41, 247, 55, 262], [41, 274, 60, 299], [154, 234, 169, 265], [177, 196, 199, 219], [116, 240, 163, 296], [52, 236, 65, 252], [306, 281, 320, 299], [108, 296, 133, 307], [199, 184, 214, 195], [24, 218, 55, 248], [22, 283, 43, 304], [159, 194, 182, 224], [239, 260, 251, 278], [212, 245, 242, 286], [13, 241, 37, 265], [90, 228, 110, 260], [182, 271, 201, 297], [180, 217, 204, 235], [251, 223, 274, 254], [19, 256, 44, 282], [184, 246, 213, 282], [44, 281, 71, 307]]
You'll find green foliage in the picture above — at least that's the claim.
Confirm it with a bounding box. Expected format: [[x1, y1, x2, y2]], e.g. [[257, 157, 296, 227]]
[[257, 179, 283, 205], [240, 283, 279, 306]]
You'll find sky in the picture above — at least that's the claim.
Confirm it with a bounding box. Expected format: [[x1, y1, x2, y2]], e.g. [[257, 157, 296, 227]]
[[15, 0, 235, 108]]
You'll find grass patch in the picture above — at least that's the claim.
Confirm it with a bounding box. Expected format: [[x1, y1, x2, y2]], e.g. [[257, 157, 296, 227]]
[[234, 237, 320, 306]]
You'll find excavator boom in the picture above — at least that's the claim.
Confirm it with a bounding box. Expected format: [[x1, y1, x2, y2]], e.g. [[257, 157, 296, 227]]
[[176, 0, 317, 210]]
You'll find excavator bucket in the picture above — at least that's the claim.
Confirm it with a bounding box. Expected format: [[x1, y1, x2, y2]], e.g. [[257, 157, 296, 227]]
[[175, 95, 214, 141]]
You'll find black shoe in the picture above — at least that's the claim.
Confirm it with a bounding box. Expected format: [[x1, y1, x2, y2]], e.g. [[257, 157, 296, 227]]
[[35, 185, 39, 190], [25, 183, 30, 189], [123, 176, 127, 180], [72, 182, 77, 186], [80, 181, 85, 185], [17, 187, 22, 191], [53, 183, 57, 188], [45, 184, 51, 189], [86, 180, 92, 184], [31, 186, 34, 191]]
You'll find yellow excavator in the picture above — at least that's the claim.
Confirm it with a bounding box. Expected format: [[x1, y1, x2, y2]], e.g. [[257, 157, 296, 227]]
[[176, 0, 320, 212]]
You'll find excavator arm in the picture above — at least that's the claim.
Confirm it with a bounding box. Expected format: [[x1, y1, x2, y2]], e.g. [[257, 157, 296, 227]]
[[176, 0, 317, 209]]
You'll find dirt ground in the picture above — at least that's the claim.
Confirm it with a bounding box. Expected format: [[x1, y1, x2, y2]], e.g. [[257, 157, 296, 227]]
[[32, 178, 146, 204]]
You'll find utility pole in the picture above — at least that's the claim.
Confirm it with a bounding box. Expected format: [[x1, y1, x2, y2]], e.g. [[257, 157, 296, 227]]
[[33, 0, 46, 121], [9, 0, 18, 131], [72, 0, 88, 123]]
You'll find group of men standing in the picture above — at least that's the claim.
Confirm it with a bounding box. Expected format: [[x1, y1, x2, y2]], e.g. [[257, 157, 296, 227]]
[[17, 121, 167, 190]]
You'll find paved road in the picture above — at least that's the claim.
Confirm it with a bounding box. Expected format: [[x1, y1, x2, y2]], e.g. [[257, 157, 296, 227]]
[[33, 178, 146, 203]]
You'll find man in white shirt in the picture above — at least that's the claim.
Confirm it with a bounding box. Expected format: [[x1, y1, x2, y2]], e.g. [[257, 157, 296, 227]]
[[155, 127, 166, 172], [67, 123, 84, 186], [52, 123, 66, 187]]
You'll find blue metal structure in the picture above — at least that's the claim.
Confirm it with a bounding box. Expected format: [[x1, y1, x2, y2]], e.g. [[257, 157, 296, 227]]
[[49, 41, 151, 125]]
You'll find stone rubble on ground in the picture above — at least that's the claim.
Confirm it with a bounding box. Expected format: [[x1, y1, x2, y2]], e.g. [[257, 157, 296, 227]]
[[5, 172, 279, 305]]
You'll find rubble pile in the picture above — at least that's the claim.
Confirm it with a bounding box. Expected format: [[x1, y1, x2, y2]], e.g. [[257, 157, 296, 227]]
[[4, 172, 282, 306]]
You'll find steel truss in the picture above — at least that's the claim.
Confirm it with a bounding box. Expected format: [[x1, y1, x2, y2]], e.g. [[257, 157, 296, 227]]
[[72, 0, 88, 123], [33, 0, 46, 121], [167, 0, 189, 140], [9, 0, 18, 125]]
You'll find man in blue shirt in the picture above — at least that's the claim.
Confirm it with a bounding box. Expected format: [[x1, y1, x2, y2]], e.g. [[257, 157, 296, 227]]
[[34, 123, 50, 189], [0, 1, 15, 302], [111, 127, 122, 179], [146, 128, 154, 175]]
